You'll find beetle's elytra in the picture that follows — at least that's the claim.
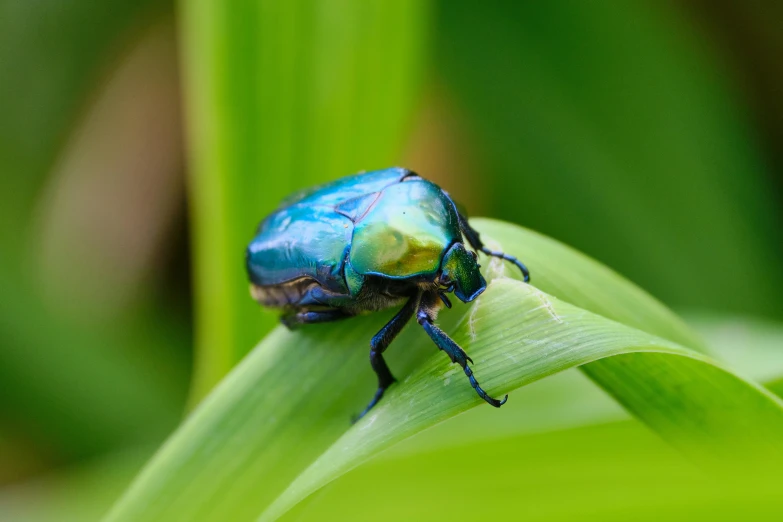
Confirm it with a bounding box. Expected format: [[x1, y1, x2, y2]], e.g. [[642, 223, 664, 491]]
[[246, 167, 530, 421]]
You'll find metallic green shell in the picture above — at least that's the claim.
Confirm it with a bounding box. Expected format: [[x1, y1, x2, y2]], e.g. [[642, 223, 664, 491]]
[[246, 204, 353, 293], [349, 180, 461, 279], [247, 168, 412, 292], [246, 167, 463, 300]]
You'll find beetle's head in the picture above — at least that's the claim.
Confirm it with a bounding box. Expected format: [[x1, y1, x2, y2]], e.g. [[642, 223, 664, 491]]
[[438, 242, 486, 303]]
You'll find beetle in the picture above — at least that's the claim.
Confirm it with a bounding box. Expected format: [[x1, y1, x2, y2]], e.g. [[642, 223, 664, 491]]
[[246, 167, 529, 421]]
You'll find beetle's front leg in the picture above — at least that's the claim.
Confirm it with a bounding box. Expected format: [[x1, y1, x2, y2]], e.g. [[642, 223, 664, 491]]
[[416, 291, 508, 408], [456, 211, 530, 283], [353, 293, 421, 422], [281, 308, 352, 330]]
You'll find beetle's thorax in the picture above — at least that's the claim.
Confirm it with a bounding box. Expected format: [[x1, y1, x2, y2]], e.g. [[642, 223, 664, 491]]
[[345, 276, 429, 313], [347, 179, 462, 281]]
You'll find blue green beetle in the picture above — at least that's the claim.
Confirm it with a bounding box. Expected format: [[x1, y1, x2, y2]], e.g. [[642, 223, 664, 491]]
[[246, 167, 529, 420]]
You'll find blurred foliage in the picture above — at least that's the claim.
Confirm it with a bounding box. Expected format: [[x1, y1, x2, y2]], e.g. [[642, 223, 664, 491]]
[[681, 0, 783, 180], [0, 0, 171, 243], [285, 421, 782, 522], [0, 0, 189, 477], [0, 449, 147, 522], [688, 313, 783, 384], [182, 0, 432, 399], [435, 0, 783, 319], [1, 0, 783, 520]]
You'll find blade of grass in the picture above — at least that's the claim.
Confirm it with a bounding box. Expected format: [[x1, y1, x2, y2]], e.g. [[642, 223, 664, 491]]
[[471, 219, 705, 352], [103, 222, 783, 522], [181, 0, 431, 401], [282, 421, 782, 522], [387, 312, 783, 459], [262, 280, 783, 521], [382, 368, 628, 459]]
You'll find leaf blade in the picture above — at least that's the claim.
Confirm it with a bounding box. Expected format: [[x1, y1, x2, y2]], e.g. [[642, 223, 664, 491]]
[[103, 222, 783, 522], [182, 0, 432, 400], [261, 280, 783, 521]]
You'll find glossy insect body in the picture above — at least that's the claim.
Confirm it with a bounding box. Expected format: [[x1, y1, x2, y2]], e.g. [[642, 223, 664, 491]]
[[247, 167, 530, 420]]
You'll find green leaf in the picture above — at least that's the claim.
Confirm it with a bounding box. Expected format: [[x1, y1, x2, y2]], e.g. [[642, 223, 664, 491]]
[[283, 421, 783, 522], [389, 311, 783, 460], [104, 221, 783, 522], [383, 368, 628, 459], [181, 0, 432, 400]]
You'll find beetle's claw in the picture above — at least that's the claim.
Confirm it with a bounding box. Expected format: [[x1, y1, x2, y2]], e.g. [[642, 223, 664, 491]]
[[462, 362, 506, 408], [481, 389, 506, 408], [280, 316, 297, 330], [353, 383, 392, 423], [494, 394, 509, 407]]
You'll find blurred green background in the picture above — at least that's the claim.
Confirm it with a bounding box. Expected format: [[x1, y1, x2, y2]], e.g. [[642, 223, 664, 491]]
[[1, 0, 782, 520]]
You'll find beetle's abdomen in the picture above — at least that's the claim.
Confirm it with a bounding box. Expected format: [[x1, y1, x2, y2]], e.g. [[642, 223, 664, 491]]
[[250, 278, 321, 308]]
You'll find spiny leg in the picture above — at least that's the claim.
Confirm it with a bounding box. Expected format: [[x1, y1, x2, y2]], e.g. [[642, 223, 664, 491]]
[[416, 291, 507, 407], [457, 210, 530, 283], [353, 293, 421, 423], [281, 308, 352, 330]]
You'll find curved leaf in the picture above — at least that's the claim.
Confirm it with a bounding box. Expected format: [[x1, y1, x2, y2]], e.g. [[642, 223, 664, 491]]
[[388, 312, 783, 460], [262, 281, 783, 521], [471, 218, 704, 351], [283, 421, 783, 522], [103, 222, 783, 522]]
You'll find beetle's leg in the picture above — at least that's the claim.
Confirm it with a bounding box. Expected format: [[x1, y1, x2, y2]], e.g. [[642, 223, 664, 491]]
[[354, 293, 421, 423], [456, 211, 530, 283], [417, 291, 508, 408], [281, 308, 352, 330], [296, 285, 356, 308]]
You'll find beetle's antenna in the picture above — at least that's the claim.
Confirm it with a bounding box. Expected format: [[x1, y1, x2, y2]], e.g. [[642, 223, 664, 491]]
[[480, 247, 530, 283]]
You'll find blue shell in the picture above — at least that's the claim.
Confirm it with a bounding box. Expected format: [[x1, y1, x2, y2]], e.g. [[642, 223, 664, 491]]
[[246, 167, 463, 303]]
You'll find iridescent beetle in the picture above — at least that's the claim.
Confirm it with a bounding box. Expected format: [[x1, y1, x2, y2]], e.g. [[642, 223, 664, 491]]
[[246, 168, 529, 420]]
